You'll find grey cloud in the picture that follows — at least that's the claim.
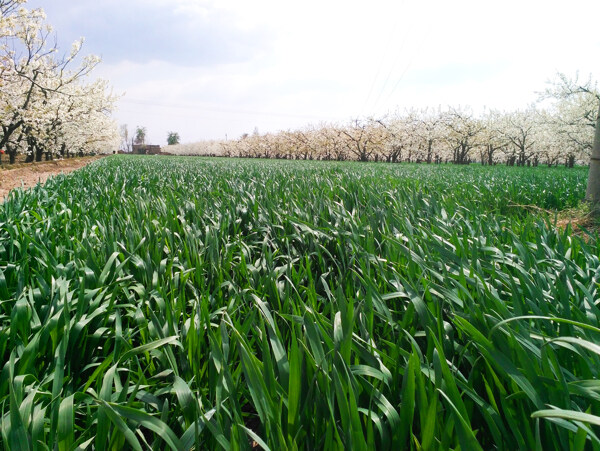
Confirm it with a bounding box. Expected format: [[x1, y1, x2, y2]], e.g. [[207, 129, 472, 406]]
[[26, 0, 271, 66]]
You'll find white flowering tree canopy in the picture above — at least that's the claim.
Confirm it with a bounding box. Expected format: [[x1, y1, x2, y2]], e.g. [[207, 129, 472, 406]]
[[0, 0, 119, 163]]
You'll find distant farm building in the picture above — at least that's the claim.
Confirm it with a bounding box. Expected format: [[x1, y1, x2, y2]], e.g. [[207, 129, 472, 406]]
[[132, 144, 161, 155]]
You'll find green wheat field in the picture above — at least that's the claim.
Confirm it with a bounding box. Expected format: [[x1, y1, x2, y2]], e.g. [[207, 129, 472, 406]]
[[1, 155, 599, 450]]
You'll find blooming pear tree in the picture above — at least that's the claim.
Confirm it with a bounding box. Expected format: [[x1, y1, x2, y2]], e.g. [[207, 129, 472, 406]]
[[338, 119, 385, 162], [374, 115, 410, 163], [409, 108, 445, 164], [277, 130, 302, 159], [441, 107, 483, 164], [499, 107, 540, 166], [546, 89, 595, 167], [478, 109, 507, 165], [0, 0, 119, 163], [543, 73, 600, 206], [294, 126, 325, 160], [320, 125, 348, 161]]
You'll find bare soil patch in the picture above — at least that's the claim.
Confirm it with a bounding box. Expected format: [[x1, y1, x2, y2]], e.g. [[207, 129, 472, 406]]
[[554, 206, 599, 242], [555, 215, 598, 241], [0, 156, 104, 200], [495, 202, 598, 241]]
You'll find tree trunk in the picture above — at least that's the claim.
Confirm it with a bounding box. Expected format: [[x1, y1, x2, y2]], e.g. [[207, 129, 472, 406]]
[[426, 140, 433, 164], [585, 106, 600, 210]]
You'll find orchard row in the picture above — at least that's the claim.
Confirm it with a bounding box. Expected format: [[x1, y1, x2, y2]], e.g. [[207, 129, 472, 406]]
[[170, 75, 599, 167]]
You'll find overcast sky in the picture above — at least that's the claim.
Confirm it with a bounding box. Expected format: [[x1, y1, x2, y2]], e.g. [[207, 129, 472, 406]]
[[26, 0, 600, 145]]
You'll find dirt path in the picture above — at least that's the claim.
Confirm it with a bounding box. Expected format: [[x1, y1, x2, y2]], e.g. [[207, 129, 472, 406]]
[[0, 156, 104, 200]]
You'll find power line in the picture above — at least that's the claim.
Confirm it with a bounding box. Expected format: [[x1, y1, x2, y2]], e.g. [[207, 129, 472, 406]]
[[368, 14, 415, 115], [384, 34, 426, 110], [359, 1, 405, 116]]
